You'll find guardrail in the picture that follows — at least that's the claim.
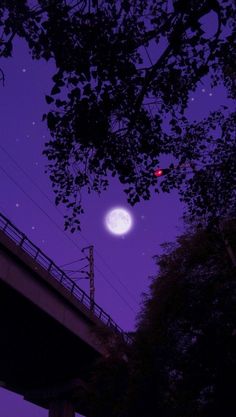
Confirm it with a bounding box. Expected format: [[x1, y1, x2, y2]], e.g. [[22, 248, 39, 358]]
[[0, 212, 130, 343]]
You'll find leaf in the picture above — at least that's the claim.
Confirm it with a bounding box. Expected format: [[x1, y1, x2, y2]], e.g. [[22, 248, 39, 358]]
[[51, 85, 61, 95], [45, 95, 54, 104]]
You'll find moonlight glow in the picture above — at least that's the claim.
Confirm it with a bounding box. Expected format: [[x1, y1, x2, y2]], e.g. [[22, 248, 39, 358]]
[[105, 207, 133, 236]]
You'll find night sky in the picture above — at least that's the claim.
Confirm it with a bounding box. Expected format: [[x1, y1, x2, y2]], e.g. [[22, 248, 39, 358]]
[[0, 34, 231, 415]]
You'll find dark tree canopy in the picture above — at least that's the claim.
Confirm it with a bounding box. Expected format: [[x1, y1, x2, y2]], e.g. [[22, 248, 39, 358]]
[[0, 0, 236, 229], [130, 222, 236, 417], [88, 219, 236, 417]]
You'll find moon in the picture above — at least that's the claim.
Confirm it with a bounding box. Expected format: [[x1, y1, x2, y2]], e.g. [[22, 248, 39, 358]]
[[105, 207, 133, 236]]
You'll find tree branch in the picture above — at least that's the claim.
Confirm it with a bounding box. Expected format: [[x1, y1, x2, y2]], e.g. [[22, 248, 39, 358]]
[[0, 31, 16, 58], [0, 68, 5, 86], [133, 1, 222, 114]]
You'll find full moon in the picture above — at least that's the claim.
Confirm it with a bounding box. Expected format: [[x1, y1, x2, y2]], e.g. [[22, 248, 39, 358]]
[[105, 207, 133, 236]]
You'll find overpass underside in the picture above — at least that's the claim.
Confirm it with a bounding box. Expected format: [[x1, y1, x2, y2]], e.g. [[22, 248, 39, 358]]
[[0, 278, 97, 416], [0, 212, 126, 417]]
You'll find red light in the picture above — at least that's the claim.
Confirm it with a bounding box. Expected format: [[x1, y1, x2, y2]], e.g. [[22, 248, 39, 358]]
[[154, 169, 163, 177]]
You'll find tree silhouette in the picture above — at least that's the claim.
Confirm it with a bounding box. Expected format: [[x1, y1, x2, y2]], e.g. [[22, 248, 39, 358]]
[[129, 222, 236, 417], [0, 1, 235, 229], [88, 220, 236, 417]]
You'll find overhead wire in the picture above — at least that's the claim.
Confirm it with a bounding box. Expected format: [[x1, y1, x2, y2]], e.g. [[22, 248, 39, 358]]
[[0, 162, 136, 312], [0, 164, 79, 247], [94, 264, 137, 313], [93, 247, 139, 305], [0, 143, 139, 306], [60, 257, 87, 267], [0, 153, 137, 312]]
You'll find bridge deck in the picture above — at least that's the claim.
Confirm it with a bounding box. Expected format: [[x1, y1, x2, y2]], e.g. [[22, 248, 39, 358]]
[[0, 212, 129, 415], [0, 212, 127, 339]]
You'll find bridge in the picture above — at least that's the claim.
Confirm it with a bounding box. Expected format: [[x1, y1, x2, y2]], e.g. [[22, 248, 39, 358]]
[[0, 212, 128, 417]]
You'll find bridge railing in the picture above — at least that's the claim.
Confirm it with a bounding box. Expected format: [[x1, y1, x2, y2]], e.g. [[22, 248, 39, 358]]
[[0, 212, 130, 343]]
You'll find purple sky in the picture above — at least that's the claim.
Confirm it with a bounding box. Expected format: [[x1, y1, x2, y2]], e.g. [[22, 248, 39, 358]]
[[0, 36, 230, 415]]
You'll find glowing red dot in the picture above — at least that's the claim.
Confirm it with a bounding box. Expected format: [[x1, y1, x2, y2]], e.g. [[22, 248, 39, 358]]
[[154, 169, 163, 177]]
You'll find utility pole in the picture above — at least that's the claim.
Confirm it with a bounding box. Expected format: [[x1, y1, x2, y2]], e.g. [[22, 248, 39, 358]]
[[88, 245, 95, 310], [82, 245, 95, 310]]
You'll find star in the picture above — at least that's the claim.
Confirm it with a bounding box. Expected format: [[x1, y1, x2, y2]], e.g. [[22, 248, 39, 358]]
[[201, 88, 206, 93], [22, 68, 27, 73], [35, 162, 39, 166], [191, 97, 195, 101], [31, 226, 36, 230], [15, 202, 20, 208], [32, 121, 36, 126], [209, 92, 213, 96]]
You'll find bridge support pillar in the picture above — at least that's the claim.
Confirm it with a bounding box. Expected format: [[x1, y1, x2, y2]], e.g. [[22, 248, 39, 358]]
[[49, 399, 75, 417]]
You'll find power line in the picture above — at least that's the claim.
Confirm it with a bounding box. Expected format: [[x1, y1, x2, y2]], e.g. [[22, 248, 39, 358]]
[[60, 257, 87, 267], [0, 143, 139, 306], [0, 143, 74, 228], [93, 248, 139, 305], [0, 164, 81, 249], [0, 161, 137, 313], [94, 265, 137, 313], [60, 253, 139, 306]]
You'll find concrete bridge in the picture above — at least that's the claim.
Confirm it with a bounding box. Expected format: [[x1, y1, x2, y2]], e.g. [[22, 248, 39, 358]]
[[0, 212, 128, 417]]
